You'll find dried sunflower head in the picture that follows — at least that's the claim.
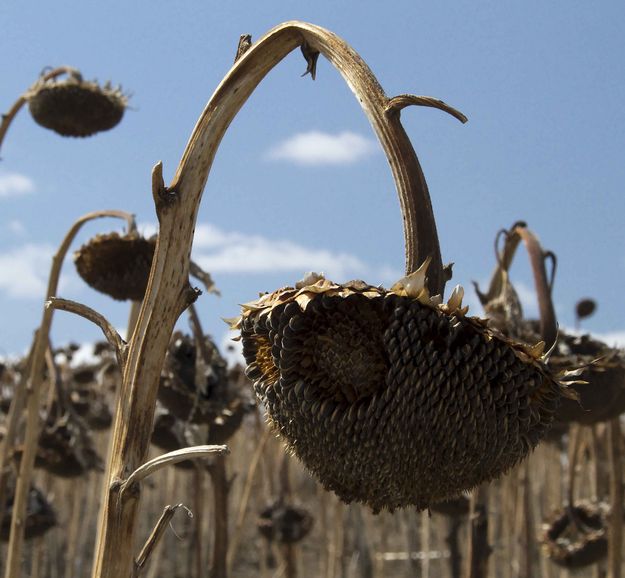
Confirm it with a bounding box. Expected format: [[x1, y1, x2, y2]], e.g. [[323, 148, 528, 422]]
[[33, 411, 103, 477], [27, 72, 127, 137], [540, 502, 608, 568], [74, 232, 155, 301], [150, 405, 201, 470], [67, 366, 113, 430], [430, 495, 470, 517], [158, 331, 254, 439], [257, 501, 314, 545], [1, 484, 57, 542], [550, 335, 625, 425], [233, 262, 566, 512]]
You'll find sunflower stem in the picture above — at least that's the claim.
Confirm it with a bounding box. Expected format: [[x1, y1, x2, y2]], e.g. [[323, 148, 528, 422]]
[[513, 224, 558, 349], [608, 418, 623, 578], [45, 297, 128, 370]]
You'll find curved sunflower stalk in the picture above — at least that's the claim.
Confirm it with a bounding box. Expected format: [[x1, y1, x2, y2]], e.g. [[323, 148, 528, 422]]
[[30, 19, 467, 577], [228, 30, 570, 515]]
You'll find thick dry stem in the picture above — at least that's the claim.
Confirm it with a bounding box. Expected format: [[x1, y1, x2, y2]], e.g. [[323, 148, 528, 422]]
[[514, 225, 558, 348], [227, 427, 271, 571], [608, 419, 623, 578], [465, 485, 491, 578], [209, 454, 229, 578], [91, 21, 461, 577], [1, 210, 134, 578]]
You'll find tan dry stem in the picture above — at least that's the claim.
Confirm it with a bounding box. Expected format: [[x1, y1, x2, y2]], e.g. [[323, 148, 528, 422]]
[[46, 297, 128, 370], [1, 209, 134, 578], [133, 504, 188, 577], [91, 20, 463, 578], [513, 225, 558, 348], [482, 221, 525, 302], [608, 418, 623, 578], [227, 426, 272, 571], [120, 445, 229, 495], [0, 66, 81, 157]]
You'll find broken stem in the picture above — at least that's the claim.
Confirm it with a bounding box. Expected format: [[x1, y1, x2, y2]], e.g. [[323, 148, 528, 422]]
[[46, 297, 128, 370], [133, 504, 190, 577]]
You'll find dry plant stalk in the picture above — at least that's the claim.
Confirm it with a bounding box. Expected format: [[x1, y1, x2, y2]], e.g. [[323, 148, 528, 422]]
[[608, 418, 623, 578], [1, 210, 135, 578], [70, 20, 465, 577], [133, 503, 190, 577]]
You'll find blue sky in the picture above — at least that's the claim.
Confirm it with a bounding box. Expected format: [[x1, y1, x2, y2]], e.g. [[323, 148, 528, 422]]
[[1, 1, 624, 360]]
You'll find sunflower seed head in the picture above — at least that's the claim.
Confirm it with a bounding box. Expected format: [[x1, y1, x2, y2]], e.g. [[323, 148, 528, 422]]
[[237, 275, 565, 511]]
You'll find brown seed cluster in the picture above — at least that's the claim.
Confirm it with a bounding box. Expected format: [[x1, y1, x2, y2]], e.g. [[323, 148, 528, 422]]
[[34, 412, 103, 478], [27, 78, 126, 137], [257, 501, 314, 544], [550, 334, 625, 425], [0, 486, 56, 542], [74, 232, 155, 301], [540, 502, 608, 568], [237, 276, 563, 512]]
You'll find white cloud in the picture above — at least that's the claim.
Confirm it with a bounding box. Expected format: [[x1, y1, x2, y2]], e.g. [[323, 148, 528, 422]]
[[266, 130, 377, 166], [513, 280, 539, 317], [0, 244, 55, 298], [575, 329, 625, 349], [0, 243, 81, 299], [0, 172, 35, 198], [220, 330, 245, 368], [6, 220, 26, 235], [193, 223, 369, 280]]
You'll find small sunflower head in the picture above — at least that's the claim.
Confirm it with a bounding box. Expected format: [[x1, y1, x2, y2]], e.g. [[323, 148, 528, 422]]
[[1, 485, 57, 542], [540, 502, 608, 568], [27, 71, 127, 137], [74, 232, 155, 301]]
